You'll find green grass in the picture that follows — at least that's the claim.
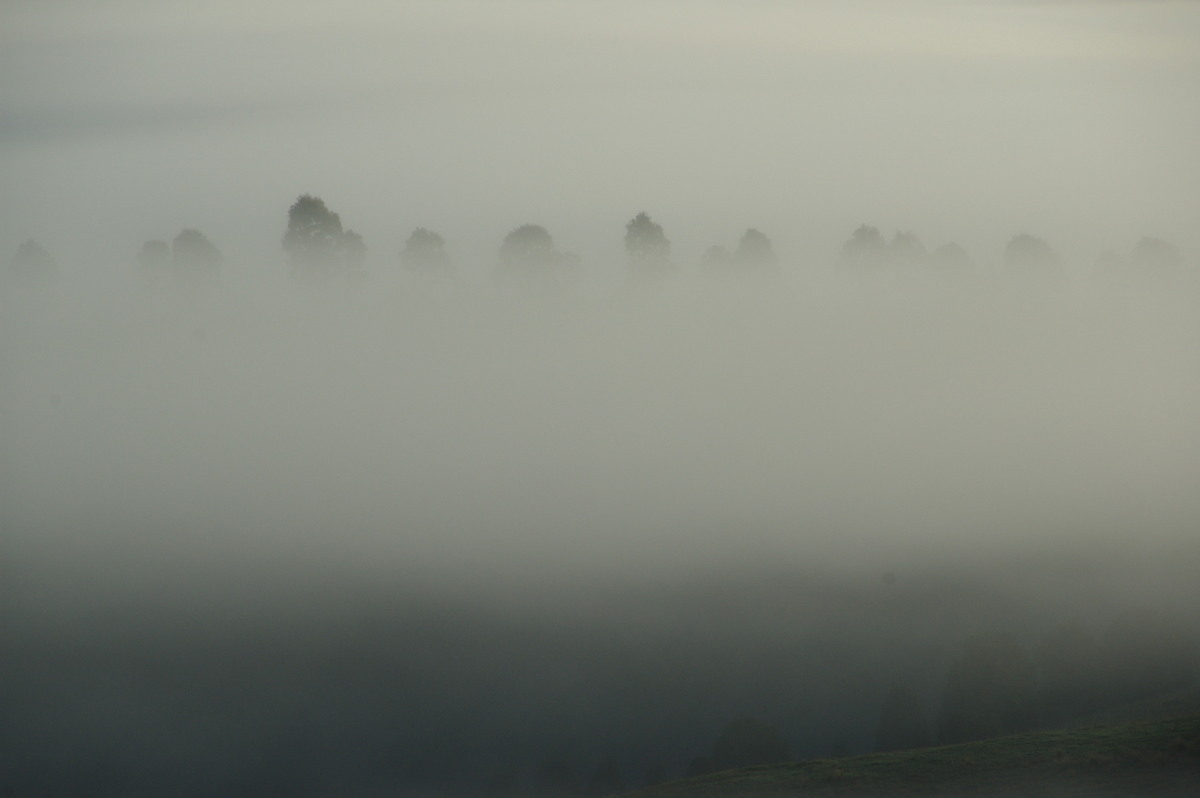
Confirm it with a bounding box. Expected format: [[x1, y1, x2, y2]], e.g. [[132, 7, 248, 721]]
[[627, 714, 1200, 797]]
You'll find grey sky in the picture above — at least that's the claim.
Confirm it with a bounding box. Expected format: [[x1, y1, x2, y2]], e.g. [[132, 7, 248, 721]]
[[2, 0, 1198, 275]]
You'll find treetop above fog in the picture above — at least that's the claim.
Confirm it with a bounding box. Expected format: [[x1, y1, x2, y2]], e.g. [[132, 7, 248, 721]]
[[401, 227, 452, 272], [283, 194, 364, 276], [10, 238, 57, 282], [625, 212, 671, 275]]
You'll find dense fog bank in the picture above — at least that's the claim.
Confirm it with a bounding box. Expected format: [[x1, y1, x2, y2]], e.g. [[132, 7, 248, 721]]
[[5, 0, 1200, 793], [3, 264, 1199, 796]]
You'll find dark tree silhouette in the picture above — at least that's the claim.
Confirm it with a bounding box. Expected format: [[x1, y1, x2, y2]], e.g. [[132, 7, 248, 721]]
[[341, 229, 366, 271], [1003, 233, 1061, 274], [10, 239, 57, 282], [1129, 236, 1182, 277], [875, 685, 932, 752], [171, 229, 223, 286], [890, 231, 927, 267], [838, 224, 887, 269], [624, 212, 671, 277], [495, 224, 574, 293], [500, 224, 555, 266], [930, 242, 974, 273], [282, 194, 364, 277], [937, 632, 1037, 744], [400, 227, 451, 272], [734, 228, 778, 271], [699, 244, 732, 272], [687, 717, 789, 777]]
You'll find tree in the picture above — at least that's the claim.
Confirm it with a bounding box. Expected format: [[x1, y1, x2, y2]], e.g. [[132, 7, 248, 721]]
[[495, 224, 573, 293], [10, 239, 57, 282], [838, 224, 887, 269], [929, 242, 973, 273], [624, 212, 671, 278], [937, 632, 1037, 744], [734, 229, 778, 272], [1128, 236, 1182, 278], [875, 685, 932, 752], [341, 229, 366, 271], [171, 229, 223, 286], [687, 717, 789, 777], [890, 231, 927, 267], [699, 244, 732, 272], [282, 194, 364, 277], [500, 224, 555, 266], [1003, 234, 1061, 274], [400, 228, 452, 272]]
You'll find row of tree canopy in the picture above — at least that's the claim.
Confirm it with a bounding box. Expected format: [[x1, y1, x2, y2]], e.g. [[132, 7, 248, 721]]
[[7, 193, 1187, 288]]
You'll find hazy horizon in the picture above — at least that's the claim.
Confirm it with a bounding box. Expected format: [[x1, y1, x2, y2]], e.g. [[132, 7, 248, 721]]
[[3, 0, 1199, 278], [3, 2, 1199, 796]]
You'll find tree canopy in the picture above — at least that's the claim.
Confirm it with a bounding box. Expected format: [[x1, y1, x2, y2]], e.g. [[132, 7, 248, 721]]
[[734, 228, 778, 271], [401, 227, 452, 272], [1129, 236, 1182, 277], [1003, 233, 1061, 273], [699, 244, 733, 271], [172, 229, 223, 285], [930, 242, 973, 272], [889, 231, 927, 266], [10, 239, 57, 282], [282, 194, 364, 276], [495, 224, 576, 293], [838, 224, 888, 269], [624, 212, 671, 276]]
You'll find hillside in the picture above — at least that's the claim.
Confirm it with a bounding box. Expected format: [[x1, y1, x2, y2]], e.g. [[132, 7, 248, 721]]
[[628, 714, 1200, 798]]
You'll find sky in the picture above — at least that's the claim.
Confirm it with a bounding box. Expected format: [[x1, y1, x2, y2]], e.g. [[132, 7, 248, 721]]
[[2, 2, 1200, 796], [2, 0, 1199, 277]]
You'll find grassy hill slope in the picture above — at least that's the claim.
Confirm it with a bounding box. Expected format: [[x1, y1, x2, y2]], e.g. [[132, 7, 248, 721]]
[[629, 714, 1200, 797]]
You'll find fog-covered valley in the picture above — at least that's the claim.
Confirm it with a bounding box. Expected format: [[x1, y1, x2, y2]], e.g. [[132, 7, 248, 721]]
[[5, 0, 1200, 795], [4, 253, 1199, 795]]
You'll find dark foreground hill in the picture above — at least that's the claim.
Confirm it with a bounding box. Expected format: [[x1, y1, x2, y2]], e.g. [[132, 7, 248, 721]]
[[626, 714, 1200, 798]]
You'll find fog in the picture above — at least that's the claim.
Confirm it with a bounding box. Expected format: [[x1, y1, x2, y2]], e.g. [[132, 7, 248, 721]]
[[4, 261, 1199, 795], [4, 0, 1199, 271], [3, 1, 1200, 797]]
